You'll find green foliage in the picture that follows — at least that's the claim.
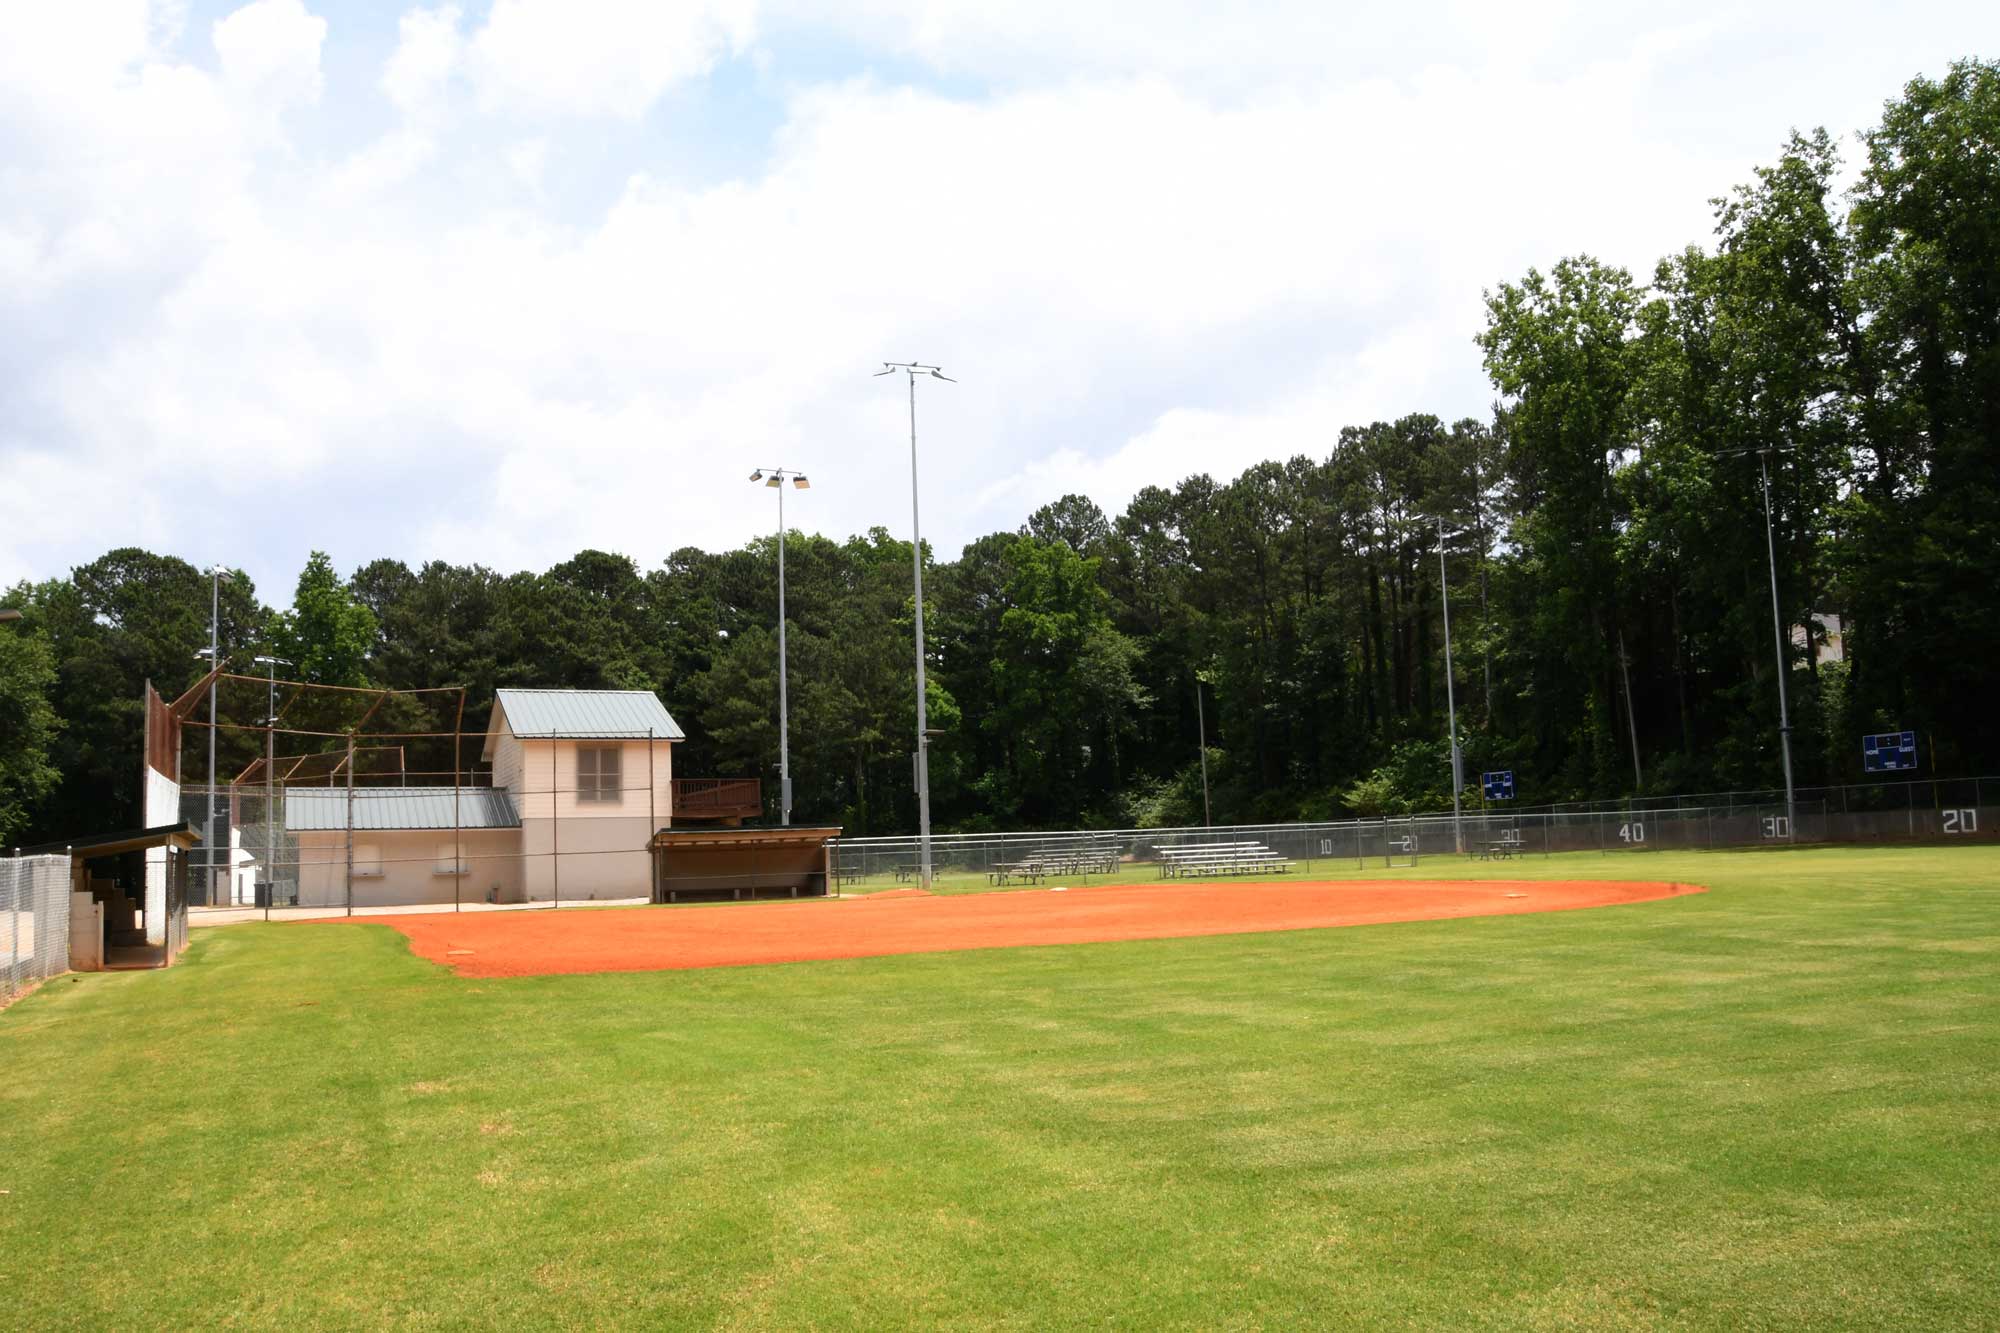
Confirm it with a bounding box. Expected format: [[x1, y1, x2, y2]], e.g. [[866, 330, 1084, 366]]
[[273, 552, 379, 688], [0, 610, 61, 843]]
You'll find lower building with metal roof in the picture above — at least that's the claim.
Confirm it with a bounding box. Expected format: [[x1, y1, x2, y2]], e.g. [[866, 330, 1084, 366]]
[[285, 786, 521, 832]]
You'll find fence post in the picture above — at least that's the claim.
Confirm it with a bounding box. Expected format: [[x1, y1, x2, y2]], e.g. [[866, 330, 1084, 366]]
[[9, 866, 20, 996], [551, 730, 561, 910]]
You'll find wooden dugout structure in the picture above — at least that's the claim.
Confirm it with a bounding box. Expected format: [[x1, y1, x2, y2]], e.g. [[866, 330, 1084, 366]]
[[649, 826, 842, 904]]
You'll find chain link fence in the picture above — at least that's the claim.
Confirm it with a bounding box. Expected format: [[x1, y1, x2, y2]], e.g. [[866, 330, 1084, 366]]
[[1509, 774, 1993, 817], [832, 792, 1994, 888], [177, 730, 696, 915], [2, 854, 71, 1002]]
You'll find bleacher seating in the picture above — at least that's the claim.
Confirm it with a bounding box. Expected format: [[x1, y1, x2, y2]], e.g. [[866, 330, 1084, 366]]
[[1153, 841, 1294, 879]]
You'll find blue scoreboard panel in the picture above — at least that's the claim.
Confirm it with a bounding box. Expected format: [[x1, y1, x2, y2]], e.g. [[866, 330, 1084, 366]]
[[1862, 731, 1917, 773], [1482, 770, 1515, 800]]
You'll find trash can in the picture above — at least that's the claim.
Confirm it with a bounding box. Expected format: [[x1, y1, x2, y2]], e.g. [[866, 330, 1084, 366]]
[[254, 880, 272, 909]]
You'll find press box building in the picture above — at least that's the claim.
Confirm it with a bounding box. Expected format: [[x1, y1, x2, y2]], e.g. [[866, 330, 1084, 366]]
[[290, 688, 694, 907]]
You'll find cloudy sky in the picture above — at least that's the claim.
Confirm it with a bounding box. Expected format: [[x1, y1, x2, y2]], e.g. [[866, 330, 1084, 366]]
[[2, 1, 1992, 601]]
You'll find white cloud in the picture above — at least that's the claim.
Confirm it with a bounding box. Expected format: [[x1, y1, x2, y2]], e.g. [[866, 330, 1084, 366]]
[[211, 0, 326, 137], [382, 4, 463, 118], [1, 0, 1995, 600], [468, 0, 756, 119]]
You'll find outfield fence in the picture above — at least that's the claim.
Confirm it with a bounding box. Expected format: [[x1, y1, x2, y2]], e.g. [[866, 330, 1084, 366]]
[[1507, 774, 1994, 818], [830, 793, 1995, 887], [2, 854, 71, 1001]]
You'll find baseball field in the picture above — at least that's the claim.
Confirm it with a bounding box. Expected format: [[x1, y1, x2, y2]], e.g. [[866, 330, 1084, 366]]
[[2, 844, 1995, 1327]]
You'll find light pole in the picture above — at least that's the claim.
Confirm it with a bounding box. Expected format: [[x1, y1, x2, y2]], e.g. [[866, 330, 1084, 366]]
[[1194, 673, 1213, 828], [195, 566, 232, 904], [1437, 519, 1464, 854], [875, 361, 954, 890], [253, 655, 293, 910], [1720, 446, 1798, 833], [1755, 449, 1797, 833], [749, 468, 810, 825]]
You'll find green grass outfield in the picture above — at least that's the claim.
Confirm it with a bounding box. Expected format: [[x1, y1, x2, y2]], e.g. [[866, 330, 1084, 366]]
[[3, 844, 1996, 1328]]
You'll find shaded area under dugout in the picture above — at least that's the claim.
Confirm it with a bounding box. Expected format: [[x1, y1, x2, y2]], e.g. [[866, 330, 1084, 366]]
[[649, 826, 842, 904]]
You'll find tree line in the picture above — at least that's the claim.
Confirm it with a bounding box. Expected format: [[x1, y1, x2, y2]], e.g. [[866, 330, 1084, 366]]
[[3, 60, 1995, 844]]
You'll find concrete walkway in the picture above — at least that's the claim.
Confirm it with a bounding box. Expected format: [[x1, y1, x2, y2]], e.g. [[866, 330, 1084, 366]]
[[190, 897, 651, 926]]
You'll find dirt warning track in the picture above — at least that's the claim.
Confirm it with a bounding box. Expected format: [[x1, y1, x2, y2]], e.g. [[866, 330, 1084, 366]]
[[376, 878, 1702, 978]]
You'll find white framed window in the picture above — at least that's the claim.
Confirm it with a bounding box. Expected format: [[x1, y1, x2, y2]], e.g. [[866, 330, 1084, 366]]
[[352, 844, 384, 878], [577, 744, 623, 803], [435, 843, 470, 876]]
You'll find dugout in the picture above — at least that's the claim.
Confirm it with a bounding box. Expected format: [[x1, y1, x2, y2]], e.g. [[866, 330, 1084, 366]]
[[649, 826, 841, 904], [13, 822, 197, 970]]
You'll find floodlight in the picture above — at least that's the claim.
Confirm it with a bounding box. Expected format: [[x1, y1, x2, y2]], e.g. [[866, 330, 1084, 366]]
[[766, 474, 781, 488], [749, 469, 764, 482], [0, 609, 21, 622], [793, 475, 809, 489]]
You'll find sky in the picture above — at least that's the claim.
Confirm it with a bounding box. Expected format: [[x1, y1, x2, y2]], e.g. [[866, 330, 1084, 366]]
[[2, 1, 1993, 603]]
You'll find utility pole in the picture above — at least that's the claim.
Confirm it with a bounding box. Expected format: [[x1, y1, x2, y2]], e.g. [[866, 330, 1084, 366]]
[[1757, 449, 1797, 833], [195, 566, 232, 904], [875, 361, 954, 890], [1438, 520, 1464, 854], [1719, 445, 1800, 831], [1195, 675, 1212, 828], [750, 468, 811, 825], [253, 655, 293, 917], [1616, 630, 1643, 792]]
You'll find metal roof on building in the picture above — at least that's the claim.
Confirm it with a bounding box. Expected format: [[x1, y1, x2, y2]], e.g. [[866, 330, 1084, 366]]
[[285, 786, 521, 832], [492, 688, 685, 741]]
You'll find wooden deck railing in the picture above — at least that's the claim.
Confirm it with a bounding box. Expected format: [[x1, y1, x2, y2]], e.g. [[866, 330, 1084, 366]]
[[671, 778, 763, 820]]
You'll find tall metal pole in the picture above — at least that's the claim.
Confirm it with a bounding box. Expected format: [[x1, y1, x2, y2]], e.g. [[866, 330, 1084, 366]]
[[908, 370, 932, 889], [203, 567, 227, 904], [253, 654, 292, 918], [1438, 520, 1464, 854], [263, 662, 275, 918], [777, 477, 790, 826], [1758, 450, 1797, 832], [1616, 629, 1644, 791], [878, 363, 951, 890], [1195, 677, 1212, 828]]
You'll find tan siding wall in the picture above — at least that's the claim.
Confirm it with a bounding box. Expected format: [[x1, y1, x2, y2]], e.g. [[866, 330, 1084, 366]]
[[507, 738, 673, 822], [492, 732, 524, 808], [294, 829, 525, 907]]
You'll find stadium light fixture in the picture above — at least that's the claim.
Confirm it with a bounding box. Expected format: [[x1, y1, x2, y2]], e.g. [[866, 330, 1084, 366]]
[[749, 467, 811, 825], [793, 475, 809, 490], [876, 362, 954, 891], [0, 608, 22, 622]]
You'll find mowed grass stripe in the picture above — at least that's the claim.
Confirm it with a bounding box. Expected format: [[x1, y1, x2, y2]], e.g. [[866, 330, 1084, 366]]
[[1, 845, 1995, 1329]]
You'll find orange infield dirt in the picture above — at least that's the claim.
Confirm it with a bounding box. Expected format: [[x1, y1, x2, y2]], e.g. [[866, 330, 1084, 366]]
[[377, 878, 1702, 979]]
